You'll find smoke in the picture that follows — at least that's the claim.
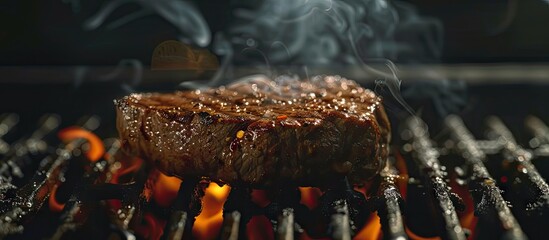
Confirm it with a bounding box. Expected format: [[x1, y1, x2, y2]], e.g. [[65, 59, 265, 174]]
[[402, 76, 467, 117], [81, 0, 443, 67], [216, 0, 442, 68], [72, 59, 143, 93], [84, 0, 210, 47], [76, 0, 199, 91], [198, 0, 443, 115], [82, 0, 464, 116], [488, 0, 519, 36], [98, 59, 143, 93], [83, 0, 443, 80]]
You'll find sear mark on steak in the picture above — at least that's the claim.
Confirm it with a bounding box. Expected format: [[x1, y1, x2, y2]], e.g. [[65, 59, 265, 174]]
[[115, 75, 391, 187]]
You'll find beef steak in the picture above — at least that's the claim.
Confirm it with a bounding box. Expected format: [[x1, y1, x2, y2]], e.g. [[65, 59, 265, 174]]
[[115, 75, 390, 187]]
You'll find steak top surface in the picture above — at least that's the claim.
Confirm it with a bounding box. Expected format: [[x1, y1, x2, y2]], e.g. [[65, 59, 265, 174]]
[[115, 75, 391, 187]]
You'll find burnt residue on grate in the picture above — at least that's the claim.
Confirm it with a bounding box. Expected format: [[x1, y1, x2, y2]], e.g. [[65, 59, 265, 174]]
[[161, 177, 205, 240], [485, 116, 549, 213], [49, 139, 121, 240], [0, 116, 100, 238], [445, 115, 527, 240], [1, 112, 549, 239], [367, 162, 407, 240], [0, 114, 60, 190], [405, 116, 467, 240]]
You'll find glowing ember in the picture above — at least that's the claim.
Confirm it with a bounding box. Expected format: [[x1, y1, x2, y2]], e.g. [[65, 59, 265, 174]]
[[110, 158, 143, 184], [153, 173, 182, 207], [299, 187, 322, 209], [49, 127, 106, 213], [405, 227, 442, 240], [354, 213, 382, 240], [251, 189, 270, 207], [48, 184, 65, 212], [247, 215, 274, 240], [107, 158, 143, 210], [58, 126, 105, 162], [193, 183, 230, 239], [449, 175, 478, 239]]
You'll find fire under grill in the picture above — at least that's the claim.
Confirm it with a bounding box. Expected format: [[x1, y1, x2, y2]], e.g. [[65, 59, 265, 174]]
[[0, 112, 548, 240]]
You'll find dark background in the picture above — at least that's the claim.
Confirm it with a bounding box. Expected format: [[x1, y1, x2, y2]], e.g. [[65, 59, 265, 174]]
[[1, 0, 549, 65], [2, 2, 549, 240], [0, 0, 549, 140]]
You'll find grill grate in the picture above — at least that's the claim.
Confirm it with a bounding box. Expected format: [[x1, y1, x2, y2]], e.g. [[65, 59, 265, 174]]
[[445, 116, 527, 240], [404, 117, 466, 240], [0, 113, 548, 239]]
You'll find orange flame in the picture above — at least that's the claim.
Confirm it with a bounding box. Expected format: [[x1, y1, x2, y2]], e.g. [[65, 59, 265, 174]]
[[247, 215, 274, 240], [110, 158, 143, 184], [251, 189, 270, 208], [107, 158, 144, 210], [49, 184, 65, 212], [58, 126, 105, 162], [299, 187, 322, 209], [449, 174, 478, 239], [49, 128, 105, 213], [153, 173, 182, 207], [193, 183, 230, 239], [354, 213, 382, 240], [298, 232, 327, 240], [50, 127, 105, 213], [405, 227, 442, 240]]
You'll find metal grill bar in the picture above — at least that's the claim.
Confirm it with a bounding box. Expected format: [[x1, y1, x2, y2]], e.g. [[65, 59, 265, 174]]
[[164, 211, 187, 240], [161, 178, 201, 240], [445, 115, 527, 239], [111, 204, 137, 240], [50, 139, 122, 240], [221, 186, 259, 240], [0, 114, 60, 180], [1, 112, 549, 239], [0, 113, 18, 137], [525, 116, 549, 145], [106, 149, 149, 240], [0, 116, 98, 238], [525, 116, 549, 156], [377, 164, 407, 240], [0, 113, 18, 155], [261, 187, 313, 239], [405, 117, 467, 240], [277, 208, 295, 240], [220, 211, 240, 240], [109, 160, 150, 240], [486, 116, 549, 212], [328, 199, 352, 240]]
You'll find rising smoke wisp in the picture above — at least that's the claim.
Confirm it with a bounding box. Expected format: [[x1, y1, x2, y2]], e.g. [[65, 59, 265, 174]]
[[218, 0, 442, 68], [208, 0, 444, 114], [82, 0, 465, 116], [84, 0, 210, 47]]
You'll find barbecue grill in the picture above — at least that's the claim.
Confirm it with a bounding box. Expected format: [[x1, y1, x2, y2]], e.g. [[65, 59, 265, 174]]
[[1, 73, 549, 240], [3, 0, 549, 239]]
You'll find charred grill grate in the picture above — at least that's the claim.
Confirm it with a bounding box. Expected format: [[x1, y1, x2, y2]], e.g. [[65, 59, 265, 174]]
[[0, 113, 548, 239]]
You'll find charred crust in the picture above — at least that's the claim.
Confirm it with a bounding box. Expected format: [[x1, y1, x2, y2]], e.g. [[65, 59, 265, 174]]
[[198, 112, 214, 125], [115, 76, 390, 187]]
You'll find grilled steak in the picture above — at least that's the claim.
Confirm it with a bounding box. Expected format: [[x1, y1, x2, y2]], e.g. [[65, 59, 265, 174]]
[[115, 75, 390, 187]]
